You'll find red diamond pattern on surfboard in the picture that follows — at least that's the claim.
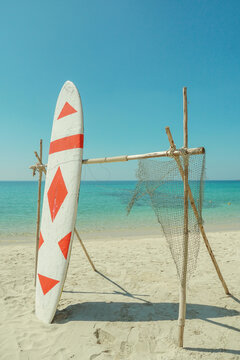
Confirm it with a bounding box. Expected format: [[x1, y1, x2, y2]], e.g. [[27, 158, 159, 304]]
[[38, 274, 60, 295], [39, 232, 44, 249], [58, 232, 72, 259], [47, 167, 68, 222], [57, 102, 77, 120]]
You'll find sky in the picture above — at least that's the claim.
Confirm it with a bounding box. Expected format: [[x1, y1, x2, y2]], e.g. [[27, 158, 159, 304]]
[[0, 0, 240, 180]]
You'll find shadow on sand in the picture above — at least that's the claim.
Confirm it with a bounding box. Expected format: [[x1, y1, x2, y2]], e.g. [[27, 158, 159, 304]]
[[56, 271, 240, 355], [58, 271, 239, 327], [186, 347, 240, 356], [54, 301, 239, 325]]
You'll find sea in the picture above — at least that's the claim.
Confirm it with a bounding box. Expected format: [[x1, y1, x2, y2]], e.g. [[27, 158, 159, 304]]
[[0, 180, 239, 242]]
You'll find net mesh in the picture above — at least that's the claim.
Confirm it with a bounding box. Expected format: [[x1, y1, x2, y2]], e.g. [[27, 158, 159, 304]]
[[127, 152, 205, 284]]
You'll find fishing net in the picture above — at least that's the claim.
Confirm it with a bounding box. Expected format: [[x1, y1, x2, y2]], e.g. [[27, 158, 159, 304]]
[[127, 151, 206, 284]]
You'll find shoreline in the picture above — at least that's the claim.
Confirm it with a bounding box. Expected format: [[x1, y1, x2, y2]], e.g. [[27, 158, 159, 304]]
[[1, 224, 240, 245]]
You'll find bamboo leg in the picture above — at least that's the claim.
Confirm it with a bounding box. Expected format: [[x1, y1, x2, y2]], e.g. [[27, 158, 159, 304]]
[[33, 150, 96, 272], [34, 139, 43, 286], [178, 87, 189, 347], [165, 126, 230, 295], [74, 228, 96, 271]]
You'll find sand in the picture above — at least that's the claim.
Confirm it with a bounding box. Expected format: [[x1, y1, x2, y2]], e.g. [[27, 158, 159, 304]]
[[0, 230, 239, 360]]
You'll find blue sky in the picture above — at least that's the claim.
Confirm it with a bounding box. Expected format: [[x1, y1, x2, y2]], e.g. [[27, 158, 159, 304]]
[[1, 0, 240, 180]]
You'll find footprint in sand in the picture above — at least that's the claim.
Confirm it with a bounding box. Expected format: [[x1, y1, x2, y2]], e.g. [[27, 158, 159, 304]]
[[94, 328, 115, 345], [119, 341, 133, 358]]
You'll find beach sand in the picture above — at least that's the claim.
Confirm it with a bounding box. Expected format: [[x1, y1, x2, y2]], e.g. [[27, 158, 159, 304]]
[[0, 231, 239, 360]]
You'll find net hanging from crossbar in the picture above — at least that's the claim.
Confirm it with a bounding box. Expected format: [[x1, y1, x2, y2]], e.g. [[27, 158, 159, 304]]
[[127, 152, 206, 284]]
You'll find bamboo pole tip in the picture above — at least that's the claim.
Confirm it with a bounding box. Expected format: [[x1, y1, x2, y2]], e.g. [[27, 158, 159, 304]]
[[178, 325, 184, 347]]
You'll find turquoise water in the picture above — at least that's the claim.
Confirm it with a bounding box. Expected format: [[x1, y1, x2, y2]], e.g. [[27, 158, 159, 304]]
[[0, 180, 239, 241]]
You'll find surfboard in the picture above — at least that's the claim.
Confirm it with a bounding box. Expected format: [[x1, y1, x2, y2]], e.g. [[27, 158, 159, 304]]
[[35, 81, 84, 323]]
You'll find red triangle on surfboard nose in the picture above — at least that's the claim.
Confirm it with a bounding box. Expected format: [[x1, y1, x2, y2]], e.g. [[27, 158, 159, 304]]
[[38, 274, 60, 295], [57, 102, 77, 120]]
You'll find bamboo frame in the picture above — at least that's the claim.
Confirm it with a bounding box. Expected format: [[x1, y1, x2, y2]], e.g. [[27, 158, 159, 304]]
[[30, 86, 230, 348]]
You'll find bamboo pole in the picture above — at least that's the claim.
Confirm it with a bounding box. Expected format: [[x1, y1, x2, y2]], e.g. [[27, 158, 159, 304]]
[[165, 126, 230, 295], [178, 87, 189, 347], [34, 140, 43, 286], [183, 87, 188, 149], [29, 146, 205, 173], [74, 228, 96, 271], [82, 147, 205, 164], [33, 151, 97, 272]]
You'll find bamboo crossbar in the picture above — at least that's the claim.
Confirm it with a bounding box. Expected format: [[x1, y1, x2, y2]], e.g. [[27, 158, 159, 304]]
[[30, 146, 205, 172], [83, 147, 204, 164]]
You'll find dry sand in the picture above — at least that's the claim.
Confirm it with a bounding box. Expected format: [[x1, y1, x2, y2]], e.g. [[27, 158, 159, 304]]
[[0, 231, 239, 360]]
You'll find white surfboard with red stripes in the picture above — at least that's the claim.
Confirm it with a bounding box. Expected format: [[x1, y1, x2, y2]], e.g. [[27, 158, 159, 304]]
[[35, 81, 84, 323]]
